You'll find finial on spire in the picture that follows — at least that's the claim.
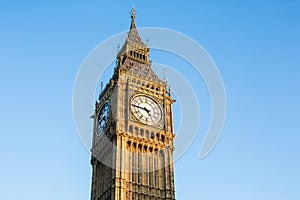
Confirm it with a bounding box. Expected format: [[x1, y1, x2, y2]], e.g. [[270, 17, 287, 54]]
[[100, 82, 104, 92], [163, 68, 167, 83], [168, 85, 171, 96], [130, 6, 136, 21], [129, 6, 137, 30]]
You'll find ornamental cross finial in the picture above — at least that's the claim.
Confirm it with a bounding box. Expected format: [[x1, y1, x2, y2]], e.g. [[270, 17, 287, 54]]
[[130, 6, 136, 20]]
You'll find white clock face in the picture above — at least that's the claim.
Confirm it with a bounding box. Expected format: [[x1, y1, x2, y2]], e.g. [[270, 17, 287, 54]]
[[130, 95, 162, 125]]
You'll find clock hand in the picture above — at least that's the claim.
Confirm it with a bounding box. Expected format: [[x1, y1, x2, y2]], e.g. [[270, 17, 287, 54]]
[[145, 108, 151, 116], [132, 104, 151, 115], [132, 104, 143, 109], [132, 104, 148, 111]]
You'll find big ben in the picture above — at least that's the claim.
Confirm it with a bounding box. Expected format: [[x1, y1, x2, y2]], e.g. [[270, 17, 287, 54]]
[[90, 8, 176, 200]]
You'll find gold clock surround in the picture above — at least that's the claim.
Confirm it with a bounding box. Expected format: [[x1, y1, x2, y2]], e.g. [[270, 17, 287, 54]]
[[130, 95, 162, 126]]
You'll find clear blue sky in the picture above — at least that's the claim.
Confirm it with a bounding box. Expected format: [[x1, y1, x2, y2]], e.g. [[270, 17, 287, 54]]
[[1, 1, 300, 200]]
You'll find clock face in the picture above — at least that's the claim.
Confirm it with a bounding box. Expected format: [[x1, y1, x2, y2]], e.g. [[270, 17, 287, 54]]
[[97, 101, 110, 135], [130, 95, 162, 125]]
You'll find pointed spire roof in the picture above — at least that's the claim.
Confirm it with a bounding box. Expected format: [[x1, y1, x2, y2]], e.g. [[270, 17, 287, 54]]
[[126, 6, 147, 47], [118, 7, 147, 57], [116, 7, 164, 84]]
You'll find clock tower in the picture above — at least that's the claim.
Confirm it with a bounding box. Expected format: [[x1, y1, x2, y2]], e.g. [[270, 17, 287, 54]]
[[90, 8, 176, 200]]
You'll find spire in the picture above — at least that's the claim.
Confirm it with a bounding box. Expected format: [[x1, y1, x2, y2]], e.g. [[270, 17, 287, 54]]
[[116, 7, 164, 84], [130, 6, 137, 29], [127, 7, 146, 47], [117, 7, 148, 58]]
